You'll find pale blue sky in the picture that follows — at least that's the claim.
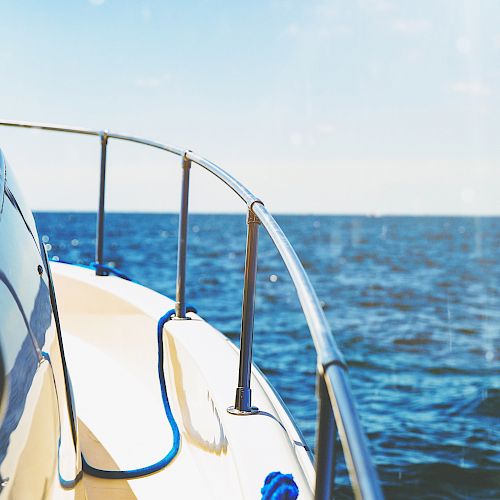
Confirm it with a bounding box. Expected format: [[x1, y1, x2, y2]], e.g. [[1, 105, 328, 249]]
[[0, 0, 499, 214]]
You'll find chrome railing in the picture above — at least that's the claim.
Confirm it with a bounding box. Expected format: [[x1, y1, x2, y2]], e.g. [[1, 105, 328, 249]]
[[0, 119, 383, 500]]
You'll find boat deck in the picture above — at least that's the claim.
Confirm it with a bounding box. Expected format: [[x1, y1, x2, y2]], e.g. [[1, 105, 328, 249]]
[[52, 262, 314, 499]]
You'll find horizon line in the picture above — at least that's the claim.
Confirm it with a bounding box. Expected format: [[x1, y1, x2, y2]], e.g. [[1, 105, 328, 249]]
[[32, 209, 500, 218]]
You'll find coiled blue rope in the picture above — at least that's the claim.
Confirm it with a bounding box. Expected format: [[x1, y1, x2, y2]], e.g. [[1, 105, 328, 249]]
[[82, 305, 197, 479], [261, 471, 299, 500]]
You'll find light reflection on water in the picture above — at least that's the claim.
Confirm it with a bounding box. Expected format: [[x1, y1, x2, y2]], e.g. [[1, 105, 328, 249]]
[[36, 212, 500, 499]]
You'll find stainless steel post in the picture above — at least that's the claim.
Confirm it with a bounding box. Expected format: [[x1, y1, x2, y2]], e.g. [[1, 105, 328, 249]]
[[175, 152, 191, 318], [315, 374, 337, 500], [227, 207, 260, 415], [95, 130, 108, 275]]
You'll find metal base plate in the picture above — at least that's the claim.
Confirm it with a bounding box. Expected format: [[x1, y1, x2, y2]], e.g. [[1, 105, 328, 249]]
[[226, 406, 259, 416]]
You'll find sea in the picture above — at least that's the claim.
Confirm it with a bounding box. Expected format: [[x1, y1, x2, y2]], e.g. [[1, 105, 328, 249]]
[[35, 212, 499, 499]]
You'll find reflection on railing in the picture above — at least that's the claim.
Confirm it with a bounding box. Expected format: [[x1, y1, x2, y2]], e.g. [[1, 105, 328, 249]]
[[0, 119, 383, 500]]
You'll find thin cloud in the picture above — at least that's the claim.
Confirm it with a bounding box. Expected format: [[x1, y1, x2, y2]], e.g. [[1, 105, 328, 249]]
[[456, 36, 472, 56], [290, 132, 303, 146], [450, 81, 492, 97], [333, 24, 353, 37], [317, 123, 335, 135], [135, 74, 171, 89], [141, 7, 152, 21], [392, 19, 431, 34], [285, 23, 300, 37], [314, 2, 337, 18], [360, 0, 394, 12]]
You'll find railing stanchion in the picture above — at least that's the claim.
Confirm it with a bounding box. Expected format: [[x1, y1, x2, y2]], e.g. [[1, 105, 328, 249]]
[[95, 130, 108, 275], [175, 152, 191, 318], [228, 205, 261, 415], [315, 373, 337, 500]]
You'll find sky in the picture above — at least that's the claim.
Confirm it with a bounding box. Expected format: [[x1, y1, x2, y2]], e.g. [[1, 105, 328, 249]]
[[0, 0, 499, 214]]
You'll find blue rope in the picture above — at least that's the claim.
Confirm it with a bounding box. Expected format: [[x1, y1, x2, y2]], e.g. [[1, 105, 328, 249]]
[[82, 305, 197, 479], [261, 471, 299, 500], [49, 258, 132, 282], [90, 262, 132, 281]]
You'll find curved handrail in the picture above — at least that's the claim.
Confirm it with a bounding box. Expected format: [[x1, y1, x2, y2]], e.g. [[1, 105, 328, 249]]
[[0, 119, 383, 499], [0, 119, 100, 137], [0, 120, 260, 207]]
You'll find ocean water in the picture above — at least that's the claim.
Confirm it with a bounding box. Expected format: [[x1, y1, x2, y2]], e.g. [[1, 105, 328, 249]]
[[35, 212, 499, 499]]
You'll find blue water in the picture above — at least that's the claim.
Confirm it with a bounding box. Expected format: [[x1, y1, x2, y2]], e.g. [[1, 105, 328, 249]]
[[35, 212, 499, 499]]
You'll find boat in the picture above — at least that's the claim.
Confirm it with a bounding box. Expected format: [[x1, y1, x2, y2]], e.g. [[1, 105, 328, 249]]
[[0, 120, 383, 499]]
